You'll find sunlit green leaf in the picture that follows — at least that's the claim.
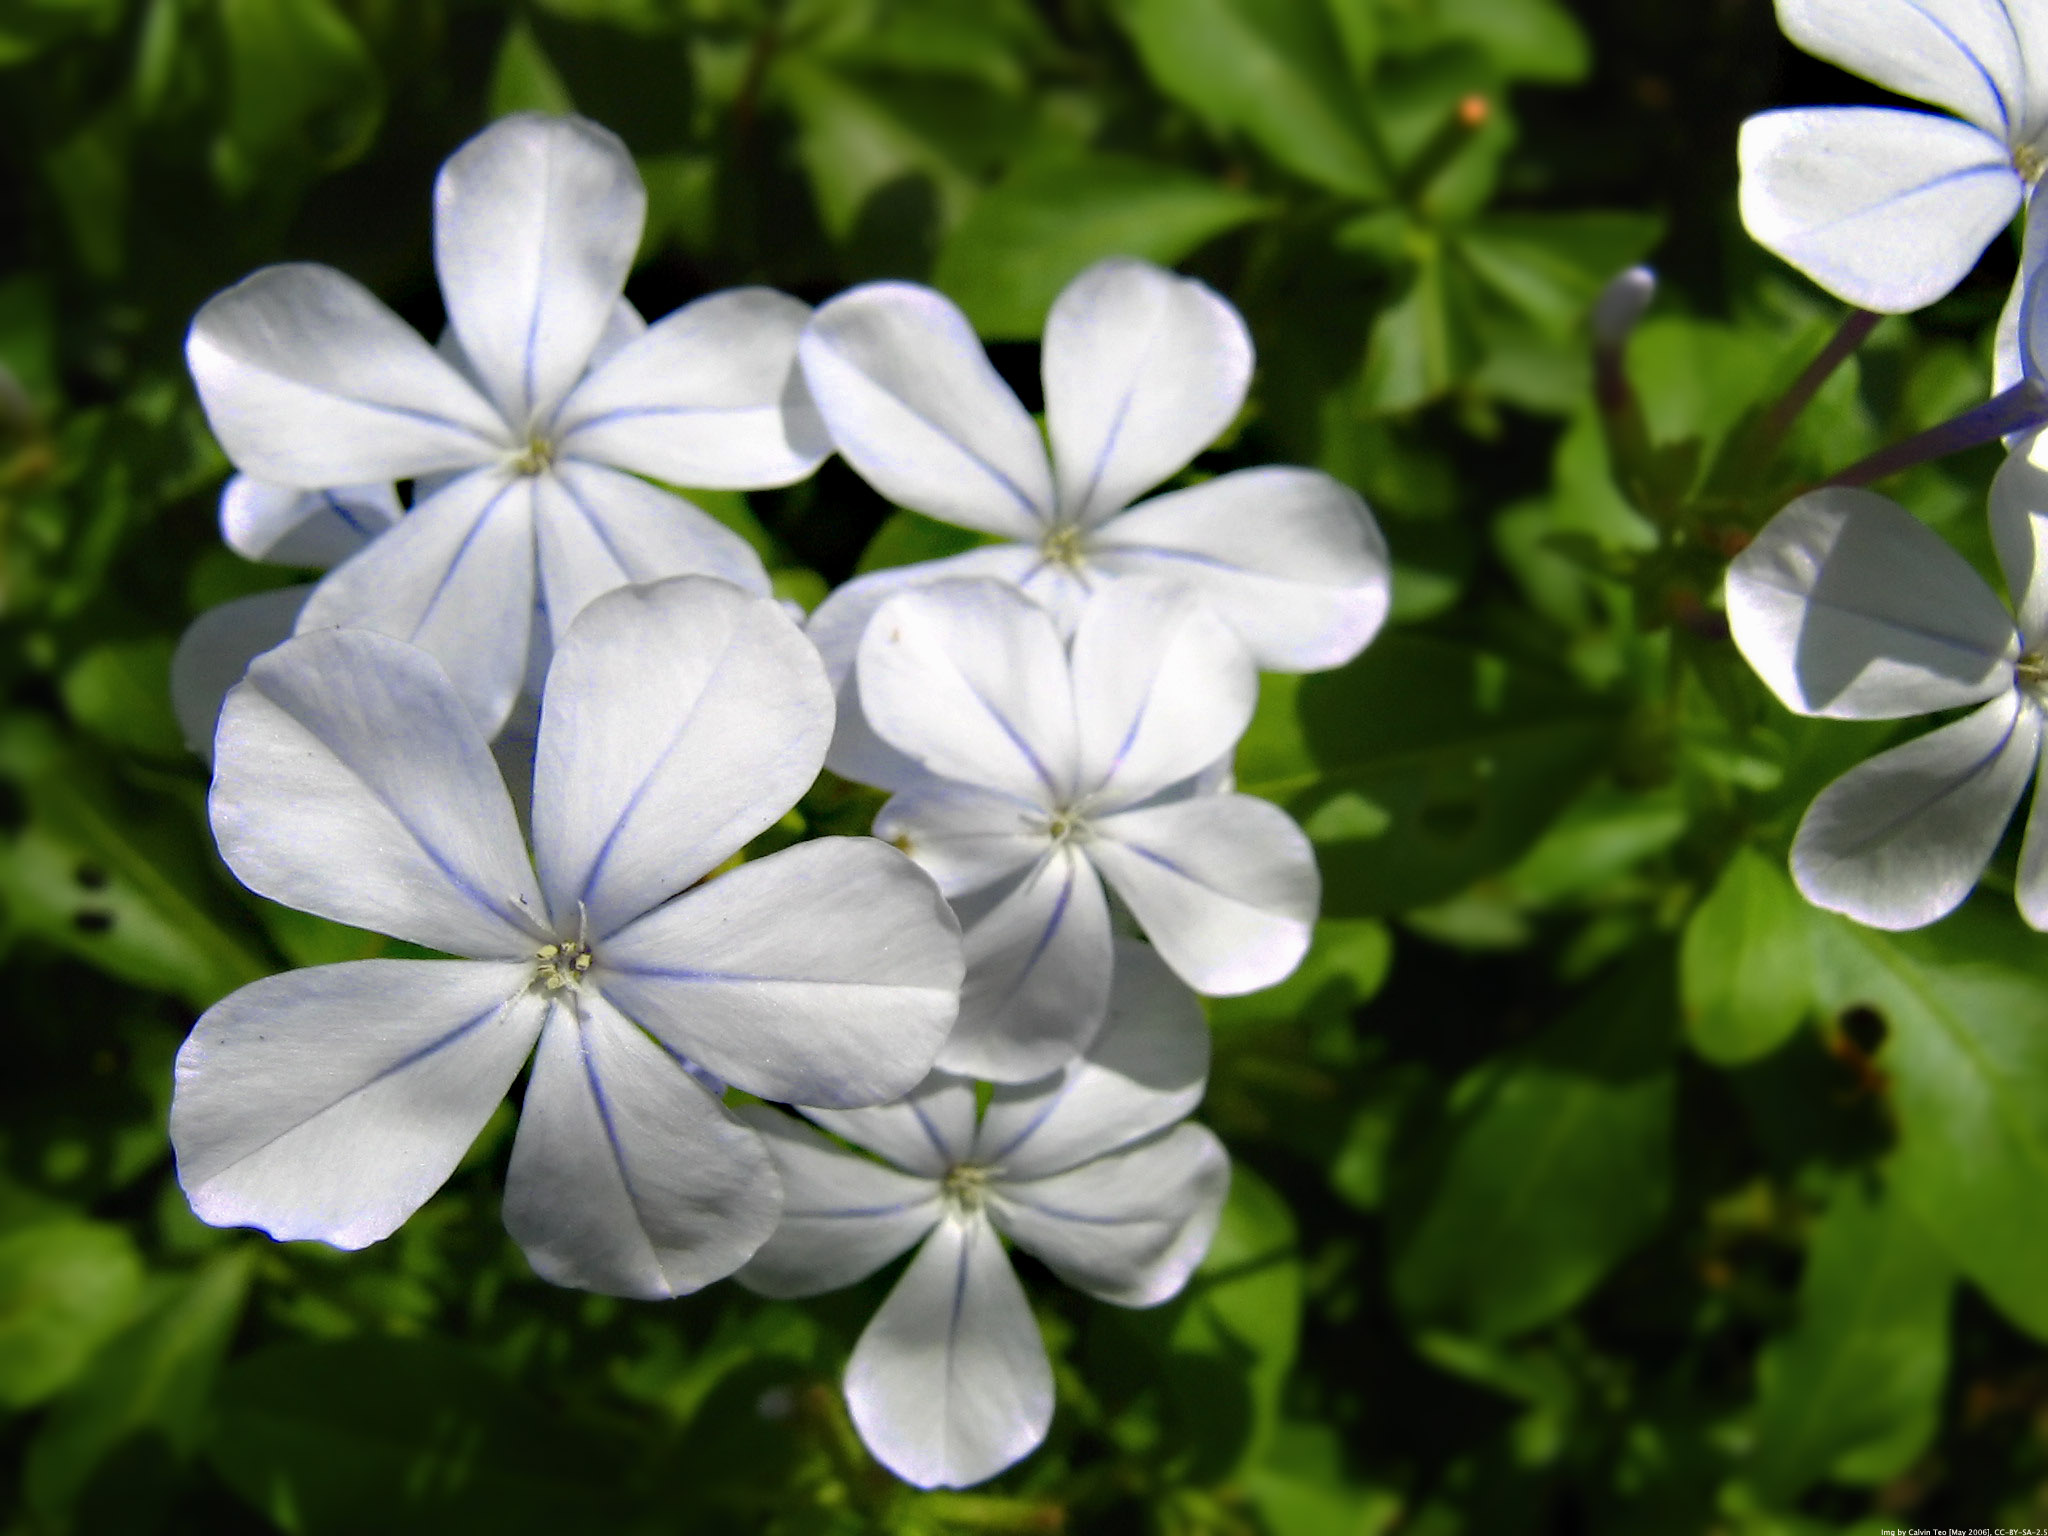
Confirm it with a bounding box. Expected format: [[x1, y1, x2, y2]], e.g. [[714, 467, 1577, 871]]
[[61, 638, 184, 759], [1682, 847, 1816, 1066], [0, 1218, 143, 1410], [488, 16, 576, 119]]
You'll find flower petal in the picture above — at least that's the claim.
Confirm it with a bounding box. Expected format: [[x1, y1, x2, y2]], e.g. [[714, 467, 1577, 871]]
[[1069, 579, 1256, 810], [171, 586, 309, 761], [1775, 0, 2036, 138], [298, 469, 540, 735], [1993, 431, 2048, 645], [1090, 795, 1318, 995], [973, 938, 1209, 1179], [858, 580, 1079, 807], [501, 990, 780, 1299], [1726, 487, 2018, 719], [1091, 467, 1392, 672], [1043, 259, 1251, 526], [434, 113, 644, 427], [187, 264, 510, 485], [989, 1123, 1229, 1308], [555, 287, 831, 488], [1737, 107, 2019, 313], [212, 628, 546, 956], [941, 847, 1114, 1084], [220, 476, 401, 569], [597, 837, 962, 1108], [802, 1072, 981, 1178], [844, 1213, 1053, 1490], [800, 283, 1054, 538], [532, 577, 833, 934], [874, 781, 1050, 898], [731, 1106, 944, 1298], [532, 460, 770, 643], [172, 959, 544, 1249], [1793, 691, 2041, 929], [2015, 746, 2048, 929]]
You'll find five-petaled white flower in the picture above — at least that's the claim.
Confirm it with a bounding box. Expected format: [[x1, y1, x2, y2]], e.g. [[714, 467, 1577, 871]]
[[799, 257, 1390, 786], [1727, 462, 2048, 929], [736, 940, 1229, 1491], [855, 576, 1317, 1081], [173, 576, 962, 1298], [1740, 0, 2048, 315], [186, 111, 828, 735]]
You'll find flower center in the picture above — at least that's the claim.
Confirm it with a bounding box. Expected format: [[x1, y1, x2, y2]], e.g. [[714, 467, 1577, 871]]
[[510, 435, 556, 476], [535, 939, 594, 991], [2020, 651, 2048, 696], [1043, 806, 1088, 844], [942, 1163, 989, 1215], [1040, 522, 1088, 570], [2017, 141, 2048, 184]]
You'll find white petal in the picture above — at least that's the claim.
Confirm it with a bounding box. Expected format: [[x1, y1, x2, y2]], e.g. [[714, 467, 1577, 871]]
[[1069, 580, 1256, 810], [1997, 184, 2048, 392], [212, 628, 546, 956], [532, 460, 770, 643], [1738, 107, 2020, 313], [187, 264, 510, 484], [220, 476, 401, 569], [501, 990, 779, 1299], [434, 113, 644, 427], [803, 546, 1044, 789], [874, 781, 1050, 898], [1793, 691, 2041, 929], [1090, 795, 1318, 996], [802, 1072, 981, 1178], [731, 1106, 943, 1298], [844, 1213, 1053, 1490], [532, 577, 833, 935], [172, 960, 544, 1249], [1043, 259, 1251, 526], [597, 837, 961, 1108], [298, 469, 540, 736], [800, 283, 1054, 538], [171, 586, 309, 761], [858, 580, 1078, 807], [1995, 431, 2048, 644], [555, 287, 831, 488], [941, 847, 1115, 1084], [2015, 747, 2048, 929], [973, 939, 1209, 1179], [989, 1124, 1229, 1308], [1090, 467, 1392, 672], [1726, 487, 2018, 719], [1775, 0, 2038, 138]]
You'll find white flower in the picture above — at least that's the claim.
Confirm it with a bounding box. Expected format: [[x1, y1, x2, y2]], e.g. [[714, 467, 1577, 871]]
[[1726, 463, 2048, 929], [186, 111, 830, 734], [798, 257, 1391, 787], [855, 576, 1317, 1081], [736, 940, 1230, 1490], [1739, 0, 2048, 314], [173, 576, 963, 1297]]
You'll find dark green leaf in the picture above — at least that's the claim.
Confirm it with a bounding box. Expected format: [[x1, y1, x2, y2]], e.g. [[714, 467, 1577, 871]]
[[0, 1218, 143, 1409], [61, 638, 184, 759], [214, 0, 383, 193], [1682, 847, 1816, 1066], [488, 17, 576, 119]]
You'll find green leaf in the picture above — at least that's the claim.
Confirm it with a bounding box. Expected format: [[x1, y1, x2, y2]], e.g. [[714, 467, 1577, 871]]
[[25, 1248, 253, 1515], [207, 1337, 632, 1534], [1384, 0, 1589, 83], [1110, 0, 1388, 199], [1810, 904, 2048, 1342], [855, 508, 994, 573], [1164, 1163, 1302, 1477], [61, 638, 184, 759], [1238, 635, 1619, 915], [0, 0, 124, 66], [488, 17, 575, 118], [1208, 917, 1392, 1033], [1389, 948, 1676, 1339], [932, 151, 1270, 339], [1457, 212, 1664, 340], [1246, 1421, 1404, 1536], [0, 1219, 143, 1410], [213, 0, 384, 194], [1682, 847, 1816, 1066], [1747, 1176, 1951, 1501], [1359, 247, 1482, 414], [0, 714, 270, 1009]]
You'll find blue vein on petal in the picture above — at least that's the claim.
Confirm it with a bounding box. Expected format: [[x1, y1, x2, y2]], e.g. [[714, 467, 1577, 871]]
[[550, 466, 638, 584], [909, 1097, 958, 1166], [1790, 158, 2015, 242], [978, 1072, 1077, 1170], [1898, 0, 2014, 137], [517, 131, 556, 428], [1823, 693, 2029, 860], [319, 490, 373, 540], [786, 1199, 934, 1219], [949, 665, 1063, 801], [572, 626, 743, 915], [572, 997, 666, 1275], [411, 478, 525, 641], [208, 978, 529, 1176], [991, 1187, 1154, 1226]]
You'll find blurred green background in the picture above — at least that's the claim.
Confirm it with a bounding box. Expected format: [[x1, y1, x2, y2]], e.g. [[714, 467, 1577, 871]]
[[2, 0, 2044, 1531]]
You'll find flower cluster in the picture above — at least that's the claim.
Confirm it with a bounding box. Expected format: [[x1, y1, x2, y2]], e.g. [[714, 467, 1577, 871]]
[[173, 111, 1389, 1486], [1731, 1, 2048, 931]]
